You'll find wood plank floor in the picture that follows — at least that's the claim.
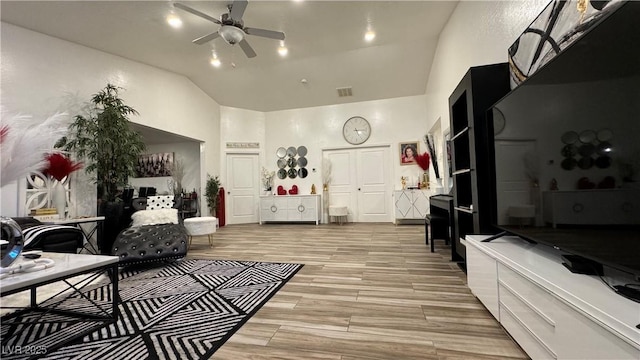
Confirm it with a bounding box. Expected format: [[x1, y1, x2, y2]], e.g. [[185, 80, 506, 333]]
[[187, 223, 529, 360]]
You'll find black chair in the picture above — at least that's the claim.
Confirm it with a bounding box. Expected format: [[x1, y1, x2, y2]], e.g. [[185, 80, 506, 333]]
[[122, 188, 134, 203], [425, 214, 450, 253], [13, 217, 84, 253]]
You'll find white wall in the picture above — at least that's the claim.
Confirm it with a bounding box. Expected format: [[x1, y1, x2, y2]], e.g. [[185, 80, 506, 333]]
[[424, 0, 550, 138], [246, 1, 553, 197], [1, 1, 556, 219], [0, 22, 220, 217], [219, 106, 266, 191], [262, 95, 429, 194]]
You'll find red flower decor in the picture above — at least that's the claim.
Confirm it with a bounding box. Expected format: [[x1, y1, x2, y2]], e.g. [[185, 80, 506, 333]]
[[42, 153, 83, 181], [415, 152, 431, 171], [0, 125, 8, 144]]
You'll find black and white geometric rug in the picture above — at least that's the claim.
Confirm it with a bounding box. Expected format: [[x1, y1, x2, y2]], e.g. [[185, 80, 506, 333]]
[[1, 259, 302, 360]]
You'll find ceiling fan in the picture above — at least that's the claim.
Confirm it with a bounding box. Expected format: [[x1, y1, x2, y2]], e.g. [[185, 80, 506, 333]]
[[174, 1, 285, 58]]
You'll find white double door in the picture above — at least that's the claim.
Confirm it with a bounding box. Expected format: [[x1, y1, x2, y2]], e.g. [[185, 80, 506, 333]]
[[323, 146, 392, 223]]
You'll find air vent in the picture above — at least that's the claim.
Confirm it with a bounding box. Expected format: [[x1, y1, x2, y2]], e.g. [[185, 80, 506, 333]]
[[336, 87, 353, 97]]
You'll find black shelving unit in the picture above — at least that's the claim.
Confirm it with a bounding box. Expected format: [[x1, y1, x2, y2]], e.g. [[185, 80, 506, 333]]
[[179, 197, 198, 220], [449, 63, 510, 263]]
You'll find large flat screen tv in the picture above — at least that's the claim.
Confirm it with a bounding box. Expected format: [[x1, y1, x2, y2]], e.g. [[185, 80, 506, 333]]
[[489, 1, 640, 291]]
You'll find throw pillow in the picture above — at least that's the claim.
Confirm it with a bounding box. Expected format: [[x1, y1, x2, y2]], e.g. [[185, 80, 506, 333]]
[[131, 209, 179, 227]]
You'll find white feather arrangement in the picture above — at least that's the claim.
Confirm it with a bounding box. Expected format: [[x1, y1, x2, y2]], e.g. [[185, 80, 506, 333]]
[[0, 112, 70, 186], [171, 157, 185, 195], [423, 134, 440, 179], [321, 157, 332, 185]]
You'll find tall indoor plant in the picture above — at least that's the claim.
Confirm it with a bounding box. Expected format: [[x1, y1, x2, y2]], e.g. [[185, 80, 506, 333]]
[[57, 84, 145, 201], [205, 175, 221, 216], [57, 84, 145, 253]]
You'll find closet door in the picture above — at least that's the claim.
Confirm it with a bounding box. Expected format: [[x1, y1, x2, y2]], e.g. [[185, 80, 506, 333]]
[[323, 146, 391, 223], [356, 147, 390, 222], [325, 150, 357, 222]]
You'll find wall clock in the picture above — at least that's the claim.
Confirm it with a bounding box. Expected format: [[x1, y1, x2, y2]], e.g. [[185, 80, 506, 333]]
[[342, 116, 371, 145]]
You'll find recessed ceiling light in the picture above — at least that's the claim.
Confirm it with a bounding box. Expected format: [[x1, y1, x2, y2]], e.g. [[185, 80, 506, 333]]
[[210, 50, 222, 67], [364, 30, 376, 42], [166, 14, 182, 29], [278, 41, 288, 56]]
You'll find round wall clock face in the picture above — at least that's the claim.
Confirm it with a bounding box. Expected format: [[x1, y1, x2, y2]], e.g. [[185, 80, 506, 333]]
[[342, 116, 371, 145]]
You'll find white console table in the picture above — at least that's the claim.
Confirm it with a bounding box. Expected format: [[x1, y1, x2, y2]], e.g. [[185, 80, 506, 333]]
[[466, 235, 640, 359], [394, 189, 430, 223], [259, 194, 321, 225]]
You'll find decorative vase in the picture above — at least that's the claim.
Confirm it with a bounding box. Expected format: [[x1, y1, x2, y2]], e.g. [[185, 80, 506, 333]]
[[52, 181, 67, 219], [1, 216, 23, 267], [421, 172, 430, 189]]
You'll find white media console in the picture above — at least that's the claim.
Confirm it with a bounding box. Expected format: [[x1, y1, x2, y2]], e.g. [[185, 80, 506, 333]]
[[466, 235, 640, 360]]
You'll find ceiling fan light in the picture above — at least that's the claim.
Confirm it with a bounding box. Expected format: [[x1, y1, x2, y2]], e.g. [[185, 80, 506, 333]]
[[166, 14, 182, 29], [364, 30, 376, 42], [219, 25, 245, 45], [278, 46, 288, 56], [210, 57, 221, 67]]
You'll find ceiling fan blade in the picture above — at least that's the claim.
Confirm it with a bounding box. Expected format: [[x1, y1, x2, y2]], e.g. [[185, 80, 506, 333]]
[[193, 32, 220, 45], [238, 39, 257, 58], [229, 0, 248, 21], [174, 3, 221, 24], [244, 27, 285, 40]]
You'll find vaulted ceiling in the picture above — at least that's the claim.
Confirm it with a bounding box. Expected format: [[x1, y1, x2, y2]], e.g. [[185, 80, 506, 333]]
[[1, 1, 458, 112]]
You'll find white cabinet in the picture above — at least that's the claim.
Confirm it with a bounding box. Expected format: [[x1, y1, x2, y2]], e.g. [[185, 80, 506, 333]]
[[466, 241, 499, 319], [394, 189, 430, 221], [542, 189, 640, 227], [287, 196, 320, 223], [466, 235, 640, 360], [259, 195, 321, 225], [259, 196, 288, 223]]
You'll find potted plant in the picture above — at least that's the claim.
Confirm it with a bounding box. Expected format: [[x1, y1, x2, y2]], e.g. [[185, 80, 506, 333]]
[[205, 175, 221, 216], [57, 84, 145, 201], [56, 83, 145, 253]]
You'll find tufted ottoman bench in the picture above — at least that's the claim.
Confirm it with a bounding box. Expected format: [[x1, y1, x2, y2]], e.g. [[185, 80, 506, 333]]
[[111, 208, 188, 265], [112, 224, 188, 265], [183, 217, 217, 248]]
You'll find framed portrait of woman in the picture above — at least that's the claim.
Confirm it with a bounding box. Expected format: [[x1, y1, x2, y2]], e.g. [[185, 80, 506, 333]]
[[399, 142, 419, 166]]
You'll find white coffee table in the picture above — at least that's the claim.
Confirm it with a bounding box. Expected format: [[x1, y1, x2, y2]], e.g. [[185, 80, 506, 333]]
[[1, 252, 119, 354]]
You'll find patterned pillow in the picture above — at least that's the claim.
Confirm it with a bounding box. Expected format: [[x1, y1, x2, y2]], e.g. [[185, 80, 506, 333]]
[[22, 224, 84, 248], [146, 195, 175, 210]]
